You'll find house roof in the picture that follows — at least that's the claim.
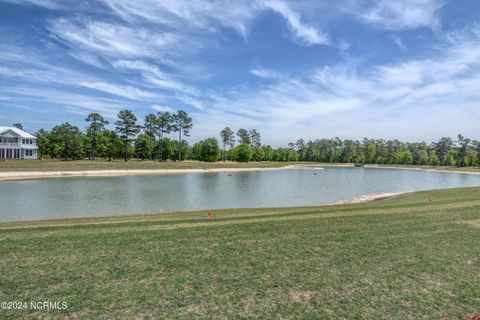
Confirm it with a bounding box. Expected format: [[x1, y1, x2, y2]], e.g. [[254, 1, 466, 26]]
[[0, 126, 36, 139]]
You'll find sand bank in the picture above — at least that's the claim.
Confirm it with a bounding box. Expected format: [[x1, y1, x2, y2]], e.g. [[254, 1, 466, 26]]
[[0, 164, 322, 181], [1, 162, 478, 181], [342, 192, 404, 204]]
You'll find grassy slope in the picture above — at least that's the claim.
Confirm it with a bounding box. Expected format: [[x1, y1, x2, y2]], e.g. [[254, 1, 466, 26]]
[[1, 159, 480, 174], [365, 164, 480, 173], [1, 187, 480, 319], [0, 160, 300, 172]]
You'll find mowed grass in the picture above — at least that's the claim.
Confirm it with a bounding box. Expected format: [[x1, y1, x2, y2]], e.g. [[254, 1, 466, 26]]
[[0, 159, 304, 172], [366, 164, 480, 173], [1, 188, 480, 319], [1, 159, 480, 174]]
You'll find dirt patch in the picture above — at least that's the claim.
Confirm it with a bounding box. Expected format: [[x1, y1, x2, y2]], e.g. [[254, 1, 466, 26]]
[[462, 220, 480, 228], [466, 313, 480, 320], [289, 289, 313, 303]]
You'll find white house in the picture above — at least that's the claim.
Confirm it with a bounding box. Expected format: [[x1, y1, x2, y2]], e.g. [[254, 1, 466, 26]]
[[0, 126, 38, 159]]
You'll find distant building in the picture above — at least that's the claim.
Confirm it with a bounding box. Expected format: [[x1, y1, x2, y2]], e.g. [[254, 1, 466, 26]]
[[0, 126, 38, 159]]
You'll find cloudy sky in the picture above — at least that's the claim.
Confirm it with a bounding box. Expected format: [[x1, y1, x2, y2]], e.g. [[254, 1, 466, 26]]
[[0, 0, 479, 146]]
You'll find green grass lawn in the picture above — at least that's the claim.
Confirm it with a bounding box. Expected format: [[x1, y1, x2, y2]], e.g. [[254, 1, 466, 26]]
[[0, 159, 302, 172], [1, 187, 479, 319], [1, 159, 480, 174], [366, 164, 480, 173]]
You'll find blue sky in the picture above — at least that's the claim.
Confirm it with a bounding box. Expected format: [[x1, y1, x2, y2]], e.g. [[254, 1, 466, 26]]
[[1, 0, 480, 146]]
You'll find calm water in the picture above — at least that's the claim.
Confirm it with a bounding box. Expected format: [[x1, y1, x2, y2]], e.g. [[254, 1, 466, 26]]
[[1, 167, 480, 222]]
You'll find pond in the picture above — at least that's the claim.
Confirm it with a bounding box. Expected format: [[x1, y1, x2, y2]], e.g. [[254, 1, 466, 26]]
[[1, 167, 480, 222]]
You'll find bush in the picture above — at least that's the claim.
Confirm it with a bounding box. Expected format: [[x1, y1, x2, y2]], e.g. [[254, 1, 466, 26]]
[[252, 147, 265, 161], [232, 143, 252, 162], [193, 138, 221, 162]]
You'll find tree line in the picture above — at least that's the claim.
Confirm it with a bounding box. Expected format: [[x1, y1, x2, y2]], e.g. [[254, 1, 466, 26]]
[[30, 110, 480, 167], [35, 109, 193, 162], [284, 135, 480, 167]]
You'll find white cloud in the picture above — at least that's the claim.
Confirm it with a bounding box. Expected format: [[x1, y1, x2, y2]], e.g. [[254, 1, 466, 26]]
[[3, 86, 125, 119], [175, 95, 206, 111], [111, 60, 198, 96], [11, 0, 328, 48], [190, 76, 363, 144], [262, 0, 329, 45], [357, 0, 445, 30], [151, 105, 175, 113], [100, 0, 258, 38], [0, 0, 64, 10], [47, 17, 184, 61], [250, 68, 281, 79], [0, 63, 94, 85], [68, 51, 106, 69], [101, 0, 329, 46], [191, 24, 480, 144], [376, 61, 425, 86], [79, 81, 160, 100], [391, 35, 407, 51], [0, 59, 161, 101], [337, 40, 351, 53], [2, 0, 480, 144]]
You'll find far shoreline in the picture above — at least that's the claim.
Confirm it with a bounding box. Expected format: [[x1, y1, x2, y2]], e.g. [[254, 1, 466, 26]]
[[1, 162, 480, 181], [0, 164, 312, 181]]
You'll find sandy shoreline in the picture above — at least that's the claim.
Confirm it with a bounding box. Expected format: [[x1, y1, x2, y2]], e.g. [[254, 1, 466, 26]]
[[0, 164, 320, 181], [0, 163, 479, 181], [341, 192, 404, 204]]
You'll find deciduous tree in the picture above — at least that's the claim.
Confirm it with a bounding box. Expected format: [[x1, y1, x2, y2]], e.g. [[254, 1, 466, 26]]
[[51, 123, 84, 160]]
